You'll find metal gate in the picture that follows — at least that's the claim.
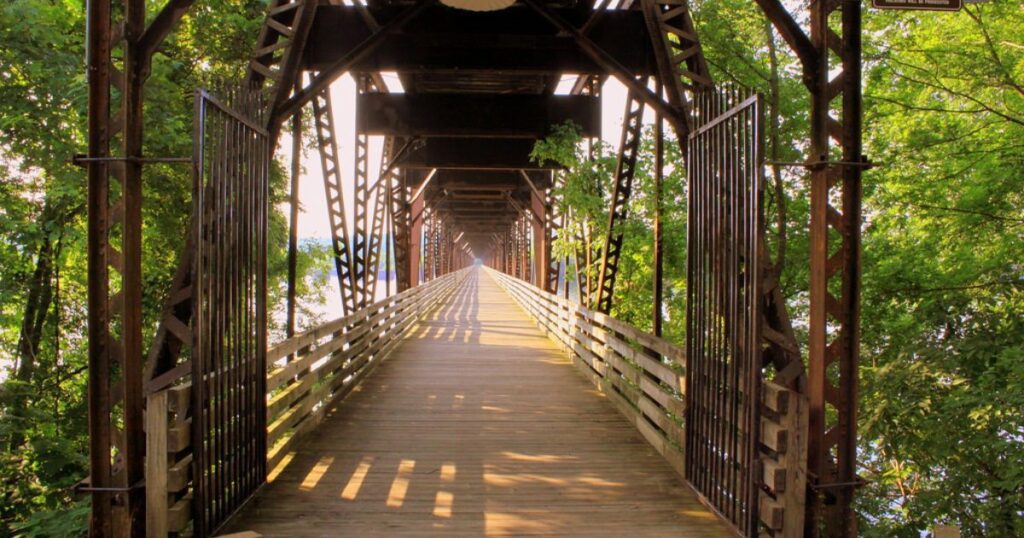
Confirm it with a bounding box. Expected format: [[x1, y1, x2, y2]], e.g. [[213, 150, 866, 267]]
[[191, 88, 270, 536], [685, 89, 764, 535]]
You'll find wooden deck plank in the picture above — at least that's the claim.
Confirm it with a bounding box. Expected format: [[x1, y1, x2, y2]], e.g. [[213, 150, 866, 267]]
[[224, 268, 732, 537]]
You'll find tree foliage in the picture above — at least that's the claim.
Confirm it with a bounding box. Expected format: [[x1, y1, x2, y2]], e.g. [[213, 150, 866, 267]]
[[0, 1, 329, 534]]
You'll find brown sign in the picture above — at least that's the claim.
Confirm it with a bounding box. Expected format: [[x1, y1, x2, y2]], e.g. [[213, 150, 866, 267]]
[[872, 0, 962, 11]]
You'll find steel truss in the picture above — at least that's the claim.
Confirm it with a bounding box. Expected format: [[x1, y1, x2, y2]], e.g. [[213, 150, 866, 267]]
[[83, 0, 864, 534], [312, 87, 359, 315], [594, 88, 646, 313]]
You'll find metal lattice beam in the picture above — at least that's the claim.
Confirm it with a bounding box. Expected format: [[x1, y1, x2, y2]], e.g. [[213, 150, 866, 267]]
[[594, 89, 646, 313], [312, 87, 359, 315]]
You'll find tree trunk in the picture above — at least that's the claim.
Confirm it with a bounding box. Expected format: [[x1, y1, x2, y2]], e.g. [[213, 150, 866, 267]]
[[7, 234, 56, 452]]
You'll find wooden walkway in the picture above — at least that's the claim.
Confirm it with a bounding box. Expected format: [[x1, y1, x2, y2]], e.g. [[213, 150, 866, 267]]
[[225, 268, 731, 537]]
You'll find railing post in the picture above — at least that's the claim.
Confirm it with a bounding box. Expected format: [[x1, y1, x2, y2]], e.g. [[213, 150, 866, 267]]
[[145, 390, 169, 537]]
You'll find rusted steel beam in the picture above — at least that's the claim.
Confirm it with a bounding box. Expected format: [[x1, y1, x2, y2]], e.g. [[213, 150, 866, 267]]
[[305, 6, 655, 75], [247, 0, 318, 135], [754, 0, 817, 76], [397, 138, 560, 171], [409, 194, 424, 287], [641, 0, 713, 140], [530, 188, 549, 289], [119, 1, 146, 532], [594, 90, 645, 314], [357, 93, 601, 138], [521, 0, 686, 134], [85, 0, 114, 533], [805, 0, 863, 534], [138, 0, 196, 63], [351, 77, 374, 307], [276, 0, 435, 122], [366, 137, 409, 302], [312, 87, 358, 315]]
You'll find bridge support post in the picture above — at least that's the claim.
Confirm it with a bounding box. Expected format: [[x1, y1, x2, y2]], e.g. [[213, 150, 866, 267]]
[[409, 194, 424, 287], [530, 189, 548, 289]]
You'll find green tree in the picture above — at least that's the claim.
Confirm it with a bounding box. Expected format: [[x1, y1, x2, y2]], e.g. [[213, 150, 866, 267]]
[[0, 1, 330, 534]]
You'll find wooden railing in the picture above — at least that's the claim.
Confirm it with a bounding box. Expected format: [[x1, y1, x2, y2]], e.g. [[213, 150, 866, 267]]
[[144, 268, 469, 535], [488, 268, 688, 473], [487, 267, 806, 537]]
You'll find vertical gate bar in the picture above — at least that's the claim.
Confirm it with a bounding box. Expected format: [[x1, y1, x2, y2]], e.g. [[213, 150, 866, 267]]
[[653, 84, 664, 338], [215, 102, 226, 528], [741, 89, 750, 527], [235, 97, 246, 510], [190, 90, 205, 538], [233, 103, 243, 509], [732, 87, 742, 526], [749, 93, 766, 535], [286, 105, 301, 342], [234, 96, 244, 508], [731, 87, 743, 527], [257, 91, 270, 490]]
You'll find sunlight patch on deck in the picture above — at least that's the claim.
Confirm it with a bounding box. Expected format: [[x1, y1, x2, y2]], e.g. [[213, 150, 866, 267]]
[[266, 451, 295, 482], [340, 456, 374, 500], [387, 459, 416, 508], [299, 455, 334, 491]]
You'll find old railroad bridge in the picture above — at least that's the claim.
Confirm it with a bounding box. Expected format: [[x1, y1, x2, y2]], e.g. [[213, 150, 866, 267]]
[[81, 0, 865, 536]]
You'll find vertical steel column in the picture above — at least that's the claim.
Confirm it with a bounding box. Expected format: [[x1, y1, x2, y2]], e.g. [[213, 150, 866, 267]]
[[806, 0, 863, 534], [392, 170, 413, 291], [86, 0, 146, 532], [286, 104, 301, 339], [409, 195, 423, 286], [86, 0, 114, 533], [120, 3, 147, 527], [531, 189, 548, 289]]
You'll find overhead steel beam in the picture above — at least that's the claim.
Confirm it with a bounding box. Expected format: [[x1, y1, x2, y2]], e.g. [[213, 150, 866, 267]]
[[521, 0, 686, 134], [304, 5, 655, 75], [275, 0, 435, 124], [397, 138, 561, 170], [357, 94, 601, 138]]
